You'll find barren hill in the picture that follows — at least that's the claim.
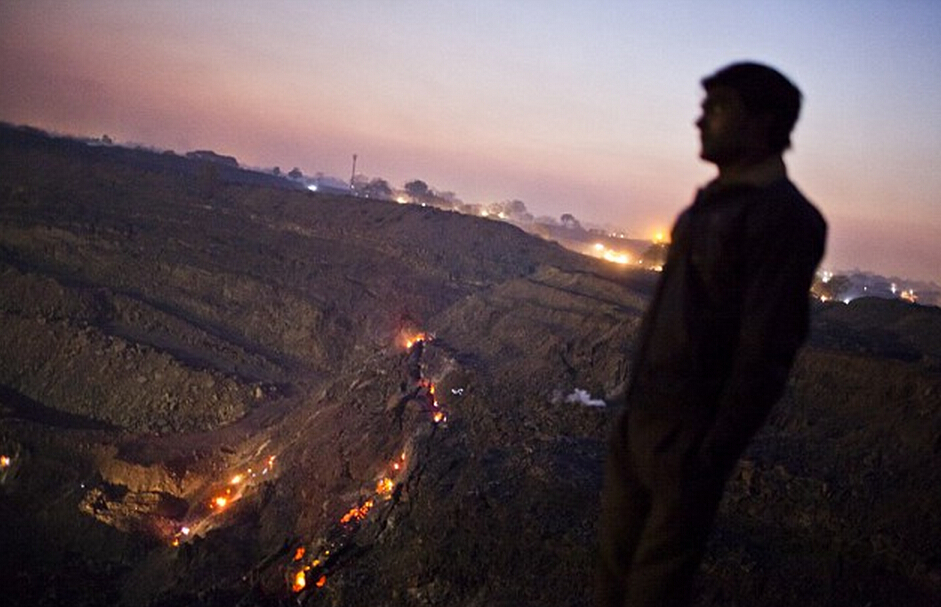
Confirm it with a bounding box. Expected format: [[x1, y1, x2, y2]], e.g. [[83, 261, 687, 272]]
[[1, 124, 939, 606]]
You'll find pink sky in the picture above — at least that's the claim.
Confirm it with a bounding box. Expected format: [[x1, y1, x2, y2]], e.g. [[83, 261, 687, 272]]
[[2, 1, 939, 284]]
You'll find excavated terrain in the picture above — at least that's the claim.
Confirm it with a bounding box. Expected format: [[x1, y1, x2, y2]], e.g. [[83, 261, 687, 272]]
[[1, 124, 940, 606]]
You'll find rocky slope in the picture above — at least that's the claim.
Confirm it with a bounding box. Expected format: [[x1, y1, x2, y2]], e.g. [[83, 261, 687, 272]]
[[1, 124, 939, 606]]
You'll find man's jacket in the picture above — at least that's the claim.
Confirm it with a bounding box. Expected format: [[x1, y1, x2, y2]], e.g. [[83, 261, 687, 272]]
[[627, 178, 827, 471]]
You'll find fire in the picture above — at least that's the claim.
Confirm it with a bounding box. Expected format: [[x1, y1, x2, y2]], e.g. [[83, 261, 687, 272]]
[[213, 496, 228, 509], [230, 474, 244, 485], [404, 332, 427, 350], [287, 328, 453, 593], [293, 570, 307, 592], [339, 499, 374, 524], [0, 455, 10, 468]]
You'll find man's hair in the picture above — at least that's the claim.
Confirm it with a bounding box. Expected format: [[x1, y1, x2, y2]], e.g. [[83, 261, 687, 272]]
[[702, 62, 802, 153]]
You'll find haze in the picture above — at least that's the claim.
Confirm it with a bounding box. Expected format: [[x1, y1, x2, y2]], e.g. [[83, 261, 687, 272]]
[[2, 1, 939, 284]]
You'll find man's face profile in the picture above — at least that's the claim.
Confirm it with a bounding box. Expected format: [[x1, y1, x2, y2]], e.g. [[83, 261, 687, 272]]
[[696, 86, 754, 167]]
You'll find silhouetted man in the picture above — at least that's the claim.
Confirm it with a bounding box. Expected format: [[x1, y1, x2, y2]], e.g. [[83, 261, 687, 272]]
[[596, 62, 826, 606]]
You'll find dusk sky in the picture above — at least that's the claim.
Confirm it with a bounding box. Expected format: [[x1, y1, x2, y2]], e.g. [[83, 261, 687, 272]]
[[2, 1, 940, 284]]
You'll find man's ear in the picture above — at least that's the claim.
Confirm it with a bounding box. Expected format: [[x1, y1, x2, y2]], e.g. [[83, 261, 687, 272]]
[[746, 111, 777, 153]]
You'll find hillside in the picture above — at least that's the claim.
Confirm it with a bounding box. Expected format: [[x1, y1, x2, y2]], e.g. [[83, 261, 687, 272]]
[[1, 124, 939, 606]]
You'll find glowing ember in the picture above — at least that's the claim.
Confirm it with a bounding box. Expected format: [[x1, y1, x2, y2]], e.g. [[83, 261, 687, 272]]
[[376, 477, 395, 494], [287, 329, 454, 593], [213, 496, 228, 509], [339, 499, 374, 524], [230, 474, 244, 485], [0, 455, 10, 468], [293, 570, 307, 592], [405, 333, 427, 349]]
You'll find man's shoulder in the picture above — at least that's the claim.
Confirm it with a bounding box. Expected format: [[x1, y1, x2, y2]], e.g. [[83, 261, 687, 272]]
[[766, 179, 827, 233], [744, 179, 827, 258]]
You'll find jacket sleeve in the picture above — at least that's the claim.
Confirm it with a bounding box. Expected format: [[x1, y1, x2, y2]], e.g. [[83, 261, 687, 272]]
[[699, 196, 826, 470]]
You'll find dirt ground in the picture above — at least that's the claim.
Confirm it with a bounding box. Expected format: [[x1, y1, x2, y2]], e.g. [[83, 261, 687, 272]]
[[2, 124, 940, 606]]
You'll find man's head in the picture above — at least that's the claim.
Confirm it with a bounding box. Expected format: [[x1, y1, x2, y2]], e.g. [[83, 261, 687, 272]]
[[697, 62, 802, 167]]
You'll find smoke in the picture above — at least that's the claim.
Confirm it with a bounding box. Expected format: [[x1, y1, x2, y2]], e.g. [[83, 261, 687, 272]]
[[555, 388, 606, 408]]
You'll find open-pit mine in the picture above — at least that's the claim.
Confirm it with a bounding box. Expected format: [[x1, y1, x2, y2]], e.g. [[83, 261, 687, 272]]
[[2, 124, 940, 606]]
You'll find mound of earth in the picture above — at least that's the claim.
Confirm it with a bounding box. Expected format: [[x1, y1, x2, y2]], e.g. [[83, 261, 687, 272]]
[[1, 124, 939, 606]]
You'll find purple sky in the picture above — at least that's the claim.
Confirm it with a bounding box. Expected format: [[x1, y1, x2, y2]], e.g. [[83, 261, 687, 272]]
[[2, 1, 940, 283]]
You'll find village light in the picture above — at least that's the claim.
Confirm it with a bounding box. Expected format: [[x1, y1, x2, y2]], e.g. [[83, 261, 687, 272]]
[[603, 250, 630, 265]]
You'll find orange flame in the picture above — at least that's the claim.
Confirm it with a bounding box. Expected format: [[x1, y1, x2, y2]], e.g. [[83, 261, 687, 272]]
[[376, 477, 395, 494], [293, 546, 306, 561], [339, 499, 374, 524], [316, 575, 327, 588], [404, 334, 425, 349], [293, 570, 307, 592], [0, 455, 10, 468]]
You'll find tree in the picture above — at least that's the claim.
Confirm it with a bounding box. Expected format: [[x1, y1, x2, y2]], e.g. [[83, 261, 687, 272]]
[[404, 180, 430, 199], [560, 213, 582, 230], [288, 167, 303, 180], [361, 178, 393, 200]]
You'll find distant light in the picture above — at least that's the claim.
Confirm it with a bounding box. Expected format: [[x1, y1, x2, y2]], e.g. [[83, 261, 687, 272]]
[[396, 196, 408, 204], [307, 184, 318, 192], [593, 243, 605, 251]]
